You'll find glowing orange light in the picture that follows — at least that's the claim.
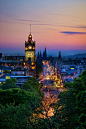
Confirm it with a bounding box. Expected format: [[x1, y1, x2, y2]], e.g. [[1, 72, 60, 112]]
[[33, 47, 35, 50], [31, 62, 34, 65], [32, 66, 35, 69], [29, 35, 31, 38], [23, 62, 25, 65], [25, 47, 28, 50]]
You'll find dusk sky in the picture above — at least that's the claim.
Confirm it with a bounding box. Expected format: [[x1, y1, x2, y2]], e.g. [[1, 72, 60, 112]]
[[0, 0, 86, 56]]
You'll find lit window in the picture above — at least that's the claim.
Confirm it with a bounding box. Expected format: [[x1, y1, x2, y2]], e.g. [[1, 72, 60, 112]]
[[33, 47, 35, 50], [25, 47, 28, 50], [71, 68, 74, 69], [6, 76, 10, 79], [32, 66, 35, 69]]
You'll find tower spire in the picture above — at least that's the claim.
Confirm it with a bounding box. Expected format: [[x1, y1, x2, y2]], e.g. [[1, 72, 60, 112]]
[[30, 24, 31, 34]]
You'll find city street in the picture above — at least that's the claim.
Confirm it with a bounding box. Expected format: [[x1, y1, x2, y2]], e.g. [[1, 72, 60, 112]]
[[38, 60, 64, 118], [39, 60, 63, 94]]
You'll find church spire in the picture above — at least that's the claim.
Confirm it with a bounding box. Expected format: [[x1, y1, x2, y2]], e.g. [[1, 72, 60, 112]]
[[28, 24, 32, 41], [30, 24, 31, 34]]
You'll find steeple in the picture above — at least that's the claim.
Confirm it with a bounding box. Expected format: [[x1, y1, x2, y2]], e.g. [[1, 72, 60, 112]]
[[25, 24, 35, 63], [30, 24, 31, 34], [58, 51, 61, 60], [28, 24, 32, 41]]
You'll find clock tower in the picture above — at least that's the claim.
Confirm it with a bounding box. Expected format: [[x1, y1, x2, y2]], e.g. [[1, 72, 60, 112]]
[[25, 25, 35, 62]]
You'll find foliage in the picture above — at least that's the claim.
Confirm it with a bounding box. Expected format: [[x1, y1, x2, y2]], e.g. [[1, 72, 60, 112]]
[[30, 118, 52, 129], [21, 77, 44, 98], [0, 77, 44, 129], [76, 90, 86, 128], [0, 104, 32, 129], [1, 68, 86, 129], [0, 78, 17, 90], [52, 70, 86, 129], [64, 82, 72, 88], [21, 77, 39, 90], [0, 88, 30, 106]]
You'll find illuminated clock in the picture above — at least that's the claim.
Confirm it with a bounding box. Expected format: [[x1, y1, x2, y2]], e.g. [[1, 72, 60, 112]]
[[28, 46, 32, 49]]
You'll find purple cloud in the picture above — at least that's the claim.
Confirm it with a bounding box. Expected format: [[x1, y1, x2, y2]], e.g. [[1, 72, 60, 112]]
[[60, 31, 86, 35]]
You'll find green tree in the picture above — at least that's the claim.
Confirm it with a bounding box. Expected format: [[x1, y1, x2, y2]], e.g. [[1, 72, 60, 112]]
[[21, 77, 44, 99], [76, 90, 86, 129], [0, 88, 43, 110], [21, 77, 39, 90], [0, 88, 30, 106], [52, 70, 86, 129], [64, 82, 72, 88], [30, 118, 51, 129], [0, 77, 45, 129], [0, 78, 17, 90], [0, 104, 32, 129]]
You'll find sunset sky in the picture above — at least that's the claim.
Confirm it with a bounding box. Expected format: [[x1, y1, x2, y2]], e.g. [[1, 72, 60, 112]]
[[0, 0, 86, 56]]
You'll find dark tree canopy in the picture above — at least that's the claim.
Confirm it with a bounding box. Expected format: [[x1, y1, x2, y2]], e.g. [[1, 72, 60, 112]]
[[0, 78, 17, 90], [0, 71, 86, 129], [52, 70, 86, 129]]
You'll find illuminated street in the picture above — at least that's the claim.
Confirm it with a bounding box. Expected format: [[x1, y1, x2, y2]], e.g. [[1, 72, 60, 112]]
[[39, 60, 64, 93], [38, 60, 64, 118]]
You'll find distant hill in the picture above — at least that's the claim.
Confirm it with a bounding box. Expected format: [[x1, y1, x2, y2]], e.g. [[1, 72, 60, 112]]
[[66, 53, 86, 58], [62, 53, 86, 58], [73, 53, 86, 58]]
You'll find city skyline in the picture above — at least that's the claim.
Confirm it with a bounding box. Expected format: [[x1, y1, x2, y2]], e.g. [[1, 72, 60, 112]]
[[0, 0, 86, 56]]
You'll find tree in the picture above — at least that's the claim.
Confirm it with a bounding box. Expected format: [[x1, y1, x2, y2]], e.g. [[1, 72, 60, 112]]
[[52, 70, 86, 129], [21, 78, 44, 97], [21, 77, 39, 90], [0, 104, 32, 129], [63, 82, 72, 88], [0, 78, 44, 128], [0, 78, 17, 90], [0, 88, 30, 106], [75, 90, 86, 128]]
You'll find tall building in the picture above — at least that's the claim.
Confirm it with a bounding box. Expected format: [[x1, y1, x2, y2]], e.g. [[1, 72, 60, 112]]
[[25, 25, 36, 77], [25, 25, 35, 62]]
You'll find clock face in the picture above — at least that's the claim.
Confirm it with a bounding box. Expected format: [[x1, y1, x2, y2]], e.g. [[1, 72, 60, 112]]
[[28, 46, 32, 49]]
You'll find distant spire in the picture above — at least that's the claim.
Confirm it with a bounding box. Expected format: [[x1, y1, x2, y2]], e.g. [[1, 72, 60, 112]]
[[37, 51, 39, 59], [44, 47, 47, 57], [30, 24, 31, 34], [28, 24, 32, 41], [40, 51, 42, 58], [58, 51, 61, 60]]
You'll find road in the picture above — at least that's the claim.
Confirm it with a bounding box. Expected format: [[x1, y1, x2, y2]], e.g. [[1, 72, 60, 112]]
[[39, 60, 63, 94], [38, 60, 64, 118]]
